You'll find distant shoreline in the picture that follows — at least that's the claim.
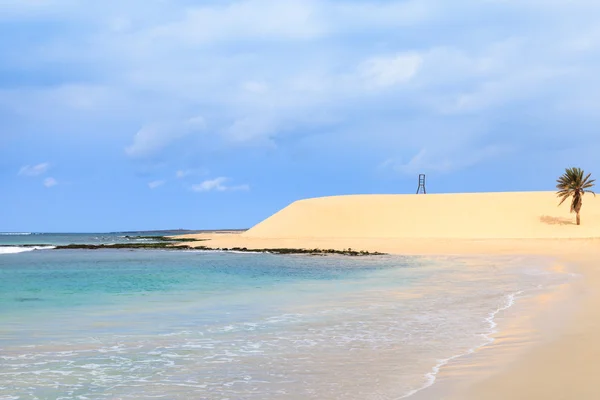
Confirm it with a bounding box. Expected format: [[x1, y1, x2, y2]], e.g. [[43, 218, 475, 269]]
[[0, 234, 383, 257]]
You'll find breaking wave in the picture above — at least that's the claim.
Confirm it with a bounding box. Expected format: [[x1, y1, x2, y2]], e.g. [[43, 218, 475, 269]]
[[0, 246, 55, 255]]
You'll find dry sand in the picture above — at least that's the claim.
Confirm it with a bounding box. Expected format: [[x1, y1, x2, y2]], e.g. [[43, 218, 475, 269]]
[[178, 191, 600, 399]]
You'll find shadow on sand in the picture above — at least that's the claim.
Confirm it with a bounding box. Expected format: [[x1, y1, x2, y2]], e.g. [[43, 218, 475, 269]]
[[539, 215, 575, 226]]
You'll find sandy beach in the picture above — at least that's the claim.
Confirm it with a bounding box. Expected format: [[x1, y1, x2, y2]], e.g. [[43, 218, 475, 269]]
[[178, 191, 600, 399]]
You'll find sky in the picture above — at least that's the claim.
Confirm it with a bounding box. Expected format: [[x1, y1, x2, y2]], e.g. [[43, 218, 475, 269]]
[[2, 0, 600, 232]]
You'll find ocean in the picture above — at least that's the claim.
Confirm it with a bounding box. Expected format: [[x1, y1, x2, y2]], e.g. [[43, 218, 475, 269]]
[[0, 233, 572, 399], [0, 231, 196, 248]]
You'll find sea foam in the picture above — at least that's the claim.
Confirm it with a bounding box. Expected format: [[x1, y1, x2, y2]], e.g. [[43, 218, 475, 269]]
[[0, 246, 55, 254]]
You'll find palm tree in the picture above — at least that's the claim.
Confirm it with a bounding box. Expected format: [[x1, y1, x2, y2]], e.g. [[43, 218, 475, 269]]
[[556, 167, 596, 225]]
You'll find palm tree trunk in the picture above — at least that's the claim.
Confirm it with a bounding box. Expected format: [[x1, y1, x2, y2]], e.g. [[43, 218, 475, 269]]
[[577, 212, 581, 225]]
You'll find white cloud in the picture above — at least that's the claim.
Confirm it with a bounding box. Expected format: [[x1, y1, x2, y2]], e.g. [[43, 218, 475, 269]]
[[176, 170, 189, 179], [43, 177, 58, 188], [359, 53, 423, 88], [176, 168, 207, 179], [446, 67, 573, 114], [18, 162, 50, 177], [192, 177, 227, 192], [125, 117, 206, 159], [126, 125, 173, 158], [148, 180, 165, 189], [3, 0, 600, 178], [149, 0, 324, 45], [191, 177, 250, 192], [384, 145, 511, 175], [144, 0, 440, 48], [224, 117, 277, 146]]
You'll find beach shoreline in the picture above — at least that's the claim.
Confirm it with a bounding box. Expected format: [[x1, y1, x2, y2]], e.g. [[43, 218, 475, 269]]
[[411, 250, 586, 399], [174, 234, 597, 398], [174, 191, 600, 399], [457, 250, 599, 400]]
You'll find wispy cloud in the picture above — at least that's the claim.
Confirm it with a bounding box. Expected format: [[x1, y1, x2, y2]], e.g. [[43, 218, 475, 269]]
[[191, 177, 250, 193], [148, 180, 166, 189], [125, 117, 206, 159], [4, 0, 600, 201], [43, 177, 58, 188], [359, 53, 422, 89], [176, 168, 208, 179], [18, 163, 50, 177], [148, 0, 325, 45], [382, 145, 512, 175]]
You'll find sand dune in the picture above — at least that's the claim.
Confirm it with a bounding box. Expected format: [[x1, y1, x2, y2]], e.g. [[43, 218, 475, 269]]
[[178, 191, 600, 254], [244, 191, 600, 239]]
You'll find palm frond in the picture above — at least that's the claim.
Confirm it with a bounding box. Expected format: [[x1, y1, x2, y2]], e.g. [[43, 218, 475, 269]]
[[557, 193, 571, 206]]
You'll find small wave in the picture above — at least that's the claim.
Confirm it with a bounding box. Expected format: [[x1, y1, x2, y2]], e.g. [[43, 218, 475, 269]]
[[188, 249, 263, 255], [0, 246, 55, 255], [0, 232, 32, 236], [400, 290, 524, 399]]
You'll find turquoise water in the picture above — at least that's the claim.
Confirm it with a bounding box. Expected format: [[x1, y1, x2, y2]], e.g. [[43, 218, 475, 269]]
[[0, 244, 572, 399]]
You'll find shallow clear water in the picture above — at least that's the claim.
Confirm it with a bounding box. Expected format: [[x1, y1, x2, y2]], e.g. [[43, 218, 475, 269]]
[[0, 247, 571, 399]]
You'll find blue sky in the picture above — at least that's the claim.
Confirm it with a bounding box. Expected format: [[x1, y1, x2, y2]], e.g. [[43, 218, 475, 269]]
[[2, 0, 600, 232]]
